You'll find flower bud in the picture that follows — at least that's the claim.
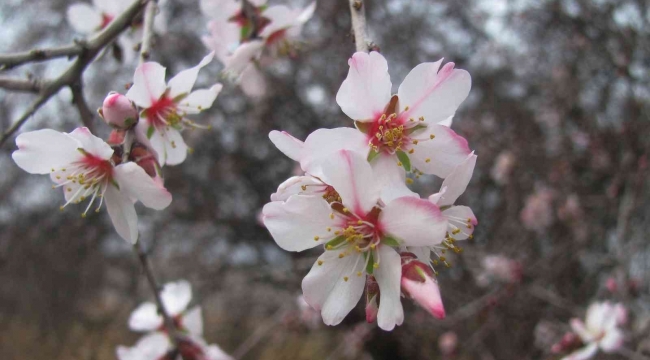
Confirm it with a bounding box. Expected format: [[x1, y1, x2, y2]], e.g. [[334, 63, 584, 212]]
[[365, 276, 379, 323], [100, 92, 138, 129], [400, 252, 445, 319]]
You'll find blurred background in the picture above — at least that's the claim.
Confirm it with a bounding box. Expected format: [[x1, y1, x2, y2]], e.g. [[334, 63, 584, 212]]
[[0, 0, 649, 359]]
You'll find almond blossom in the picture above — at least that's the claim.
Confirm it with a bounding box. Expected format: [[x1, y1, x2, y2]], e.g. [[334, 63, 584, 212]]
[[561, 302, 627, 360], [11, 127, 172, 243], [125, 53, 223, 166], [67, 0, 130, 34], [263, 150, 447, 330], [118, 280, 233, 360], [399, 252, 446, 319]]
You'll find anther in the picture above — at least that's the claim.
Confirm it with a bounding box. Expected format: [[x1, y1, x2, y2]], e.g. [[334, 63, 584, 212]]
[[343, 276, 349, 282], [425, 158, 431, 163], [429, 134, 435, 139], [314, 236, 320, 241], [318, 260, 323, 266]]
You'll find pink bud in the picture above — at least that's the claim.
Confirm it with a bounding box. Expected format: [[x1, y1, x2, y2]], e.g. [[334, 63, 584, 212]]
[[438, 331, 458, 355], [400, 252, 445, 319], [606, 277, 618, 293], [365, 276, 379, 323], [101, 92, 138, 129], [107, 129, 125, 145]]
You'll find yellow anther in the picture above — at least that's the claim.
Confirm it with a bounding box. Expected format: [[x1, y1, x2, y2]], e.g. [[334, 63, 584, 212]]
[[67, 188, 72, 192], [409, 118, 415, 122], [397, 162, 403, 167], [343, 208, 349, 213], [330, 213, 335, 219], [51, 168, 55, 172], [59, 206, 64, 211], [326, 227, 332, 232], [429, 134, 435, 139], [357, 220, 363, 225], [370, 244, 376, 249], [467, 218, 472, 223], [404, 106, 410, 111], [357, 271, 363, 277], [452, 228, 461, 235], [314, 236, 320, 241], [418, 116, 424, 121], [326, 245, 333, 250], [467, 224, 473, 229], [301, 185, 307, 191], [343, 276, 349, 282], [318, 260, 323, 266], [412, 140, 419, 145], [469, 235, 474, 239], [81, 213, 86, 218], [338, 253, 345, 259], [408, 149, 414, 154], [373, 263, 379, 269], [440, 256, 446, 261], [406, 178, 414, 184], [425, 158, 431, 163]]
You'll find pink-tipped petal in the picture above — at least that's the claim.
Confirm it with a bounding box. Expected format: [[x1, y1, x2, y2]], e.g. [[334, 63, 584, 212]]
[[398, 61, 471, 125], [168, 52, 215, 98], [104, 184, 139, 243], [263, 195, 336, 251], [68, 127, 114, 160], [269, 130, 304, 162], [12, 129, 81, 174], [380, 197, 447, 247], [401, 276, 445, 319], [336, 52, 392, 121], [409, 124, 471, 178], [374, 246, 404, 331], [300, 127, 368, 177], [302, 251, 366, 326], [442, 206, 477, 240], [270, 175, 321, 202], [126, 62, 168, 108], [319, 150, 380, 216], [113, 162, 172, 210]]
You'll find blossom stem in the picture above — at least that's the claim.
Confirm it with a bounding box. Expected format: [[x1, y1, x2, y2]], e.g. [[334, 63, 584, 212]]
[[132, 239, 180, 346], [139, 0, 158, 64], [348, 0, 372, 52]]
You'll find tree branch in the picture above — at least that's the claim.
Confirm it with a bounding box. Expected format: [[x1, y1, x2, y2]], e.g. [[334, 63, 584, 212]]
[[69, 81, 96, 132], [0, 76, 45, 93], [0, 0, 148, 147], [0, 45, 82, 71], [139, 0, 158, 63], [348, 0, 372, 52]]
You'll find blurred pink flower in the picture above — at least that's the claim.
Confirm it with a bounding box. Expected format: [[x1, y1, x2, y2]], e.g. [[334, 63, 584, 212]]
[[490, 150, 515, 185], [561, 302, 627, 360], [520, 187, 555, 232]]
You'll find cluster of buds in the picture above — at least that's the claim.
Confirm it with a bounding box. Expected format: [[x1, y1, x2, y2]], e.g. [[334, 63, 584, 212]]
[[201, 0, 316, 97], [262, 51, 477, 330]]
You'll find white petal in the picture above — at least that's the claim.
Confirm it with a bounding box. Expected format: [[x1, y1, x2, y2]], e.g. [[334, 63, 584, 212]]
[[205, 344, 234, 360], [182, 306, 204, 336], [380, 196, 447, 246], [177, 84, 223, 114], [570, 318, 594, 343], [270, 175, 322, 202], [262, 195, 336, 251], [200, 0, 241, 21], [371, 154, 417, 204], [374, 246, 404, 331], [438, 116, 453, 127], [113, 163, 172, 210], [319, 150, 380, 216], [161, 280, 192, 316], [599, 328, 624, 352], [136, 121, 165, 165], [398, 61, 471, 125], [239, 64, 267, 99], [12, 129, 81, 174], [116, 333, 170, 360], [442, 206, 477, 240], [168, 52, 214, 98], [162, 128, 189, 166], [126, 62, 168, 108], [104, 184, 139, 243], [269, 130, 304, 162], [561, 343, 599, 360], [297, 2, 317, 24], [223, 41, 264, 76], [435, 152, 476, 207], [409, 246, 431, 263], [336, 52, 392, 121], [300, 127, 368, 177], [128, 302, 163, 332], [409, 124, 471, 178], [259, 5, 297, 37], [68, 127, 114, 160], [202, 19, 241, 63], [302, 250, 366, 326], [67, 4, 102, 34]]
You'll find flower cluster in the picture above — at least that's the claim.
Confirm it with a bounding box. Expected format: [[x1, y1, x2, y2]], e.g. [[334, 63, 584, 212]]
[[118, 280, 233, 360], [201, 0, 316, 98], [11, 54, 220, 243], [263, 51, 477, 330]]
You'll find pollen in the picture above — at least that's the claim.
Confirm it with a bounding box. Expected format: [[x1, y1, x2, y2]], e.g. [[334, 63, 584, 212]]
[[343, 276, 349, 282], [357, 271, 362, 277], [397, 162, 403, 167], [429, 134, 435, 139], [412, 139, 419, 145], [408, 149, 414, 154], [404, 106, 410, 111], [318, 260, 323, 266], [314, 236, 320, 241], [330, 213, 335, 219], [338, 253, 345, 258], [373, 263, 379, 269], [418, 116, 424, 121], [326, 227, 332, 232], [425, 158, 431, 163], [406, 178, 414, 184]]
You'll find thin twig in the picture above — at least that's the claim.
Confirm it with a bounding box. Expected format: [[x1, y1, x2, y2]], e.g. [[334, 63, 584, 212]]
[[348, 0, 372, 52], [69, 81, 96, 132], [0, 0, 148, 147], [0, 45, 82, 71], [231, 306, 289, 360], [0, 76, 45, 93], [139, 0, 158, 63]]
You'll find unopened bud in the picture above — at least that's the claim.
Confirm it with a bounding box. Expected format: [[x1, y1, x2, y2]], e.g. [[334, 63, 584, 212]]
[[400, 252, 445, 319], [101, 92, 138, 129], [130, 144, 159, 178]]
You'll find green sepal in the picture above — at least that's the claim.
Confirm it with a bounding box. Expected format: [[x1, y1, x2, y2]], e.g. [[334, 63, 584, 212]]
[[396, 150, 411, 172], [415, 266, 428, 282], [77, 148, 89, 156], [172, 93, 188, 103], [367, 149, 380, 163], [240, 24, 251, 40], [381, 236, 401, 247], [325, 235, 346, 249], [146, 125, 155, 139], [439, 205, 451, 212], [405, 124, 427, 135], [110, 179, 120, 190], [123, 117, 136, 128]]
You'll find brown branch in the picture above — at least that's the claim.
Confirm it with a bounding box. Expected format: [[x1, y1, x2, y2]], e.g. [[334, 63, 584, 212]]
[[0, 45, 82, 71], [0, 76, 45, 93], [139, 0, 158, 63], [348, 0, 372, 52], [0, 0, 149, 147], [69, 81, 95, 132]]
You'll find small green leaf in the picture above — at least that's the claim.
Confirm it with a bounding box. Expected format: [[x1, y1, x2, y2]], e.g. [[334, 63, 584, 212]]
[[365, 251, 375, 275], [396, 150, 411, 172], [325, 235, 346, 249], [355, 121, 372, 134], [367, 149, 380, 162], [381, 236, 401, 247], [123, 117, 136, 127], [146, 126, 155, 139]]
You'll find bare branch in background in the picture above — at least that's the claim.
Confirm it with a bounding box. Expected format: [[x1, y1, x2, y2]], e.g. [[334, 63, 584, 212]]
[[139, 0, 158, 63], [348, 0, 372, 52], [0, 45, 82, 71], [69, 81, 95, 132], [0, 75, 44, 93], [0, 0, 148, 147]]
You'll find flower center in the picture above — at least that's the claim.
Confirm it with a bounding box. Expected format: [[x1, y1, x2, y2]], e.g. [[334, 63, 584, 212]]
[[146, 95, 177, 128], [369, 112, 407, 154]]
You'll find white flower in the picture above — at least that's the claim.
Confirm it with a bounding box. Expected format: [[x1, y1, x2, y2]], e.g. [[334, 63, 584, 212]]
[[125, 53, 222, 166], [562, 302, 627, 360], [263, 150, 448, 330], [117, 333, 233, 360], [67, 0, 168, 35], [128, 280, 203, 336], [12, 127, 172, 243]]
